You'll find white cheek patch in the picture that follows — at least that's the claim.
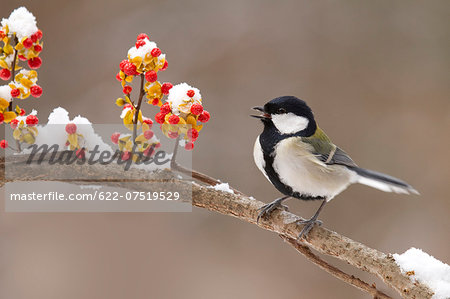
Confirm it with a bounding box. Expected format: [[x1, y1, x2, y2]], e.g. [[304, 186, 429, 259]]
[[271, 113, 309, 135]]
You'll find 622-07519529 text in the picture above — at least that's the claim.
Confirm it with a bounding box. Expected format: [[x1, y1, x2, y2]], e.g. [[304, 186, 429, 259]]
[[9, 191, 181, 201]]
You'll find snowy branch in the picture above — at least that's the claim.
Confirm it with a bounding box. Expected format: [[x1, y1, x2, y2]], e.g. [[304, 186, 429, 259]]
[[0, 154, 436, 298]]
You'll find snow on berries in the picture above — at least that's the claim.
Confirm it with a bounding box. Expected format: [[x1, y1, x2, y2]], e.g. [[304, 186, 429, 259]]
[[167, 83, 202, 115], [156, 82, 210, 149]]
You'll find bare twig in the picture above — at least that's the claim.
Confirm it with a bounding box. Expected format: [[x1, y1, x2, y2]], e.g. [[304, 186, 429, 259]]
[[132, 73, 145, 150], [280, 235, 392, 299], [0, 154, 435, 298], [8, 36, 18, 112]]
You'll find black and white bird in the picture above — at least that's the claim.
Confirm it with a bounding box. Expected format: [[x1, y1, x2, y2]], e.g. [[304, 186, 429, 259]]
[[252, 96, 418, 239]]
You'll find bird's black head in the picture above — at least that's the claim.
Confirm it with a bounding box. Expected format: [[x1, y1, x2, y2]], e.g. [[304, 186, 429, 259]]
[[252, 96, 317, 137]]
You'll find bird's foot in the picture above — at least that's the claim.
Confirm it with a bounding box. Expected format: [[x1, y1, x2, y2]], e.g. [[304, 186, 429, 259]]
[[296, 217, 322, 240], [257, 197, 289, 224]]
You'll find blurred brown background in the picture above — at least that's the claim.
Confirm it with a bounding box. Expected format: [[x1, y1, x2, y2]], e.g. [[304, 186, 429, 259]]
[[1, 0, 449, 298]]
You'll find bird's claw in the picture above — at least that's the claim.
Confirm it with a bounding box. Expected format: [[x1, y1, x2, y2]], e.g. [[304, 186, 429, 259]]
[[257, 201, 289, 224], [296, 217, 322, 240]]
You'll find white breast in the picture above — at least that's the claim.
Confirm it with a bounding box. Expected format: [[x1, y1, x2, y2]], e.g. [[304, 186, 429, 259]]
[[253, 136, 271, 182], [272, 137, 355, 200]]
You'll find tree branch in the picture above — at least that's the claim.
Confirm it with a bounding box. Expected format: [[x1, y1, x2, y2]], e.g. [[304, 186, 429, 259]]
[[0, 154, 434, 298]]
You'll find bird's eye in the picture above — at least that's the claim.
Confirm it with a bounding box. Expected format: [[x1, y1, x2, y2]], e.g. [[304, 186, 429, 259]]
[[278, 108, 287, 114]]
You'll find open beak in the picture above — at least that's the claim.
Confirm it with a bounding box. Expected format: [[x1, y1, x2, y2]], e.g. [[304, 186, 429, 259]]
[[251, 106, 271, 119]]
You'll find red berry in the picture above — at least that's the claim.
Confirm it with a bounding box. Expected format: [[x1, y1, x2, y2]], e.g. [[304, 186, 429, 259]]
[[119, 59, 128, 71], [135, 39, 146, 49], [123, 85, 132, 94], [116, 72, 122, 81], [161, 82, 173, 95], [145, 70, 157, 82], [137, 33, 149, 41], [123, 104, 134, 110], [11, 89, 20, 97], [23, 38, 33, 49], [151, 48, 161, 57], [30, 33, 38, 42], [143, 130, 154, 139], [76, 148, 85, 159], [19, 108, 26, 116], [186, 89, 195, 97], [111, 132, 120, 144], [0, 31, 5, 39], [121, 151, 131, 161], [160, 60, 168, 71], [190, 103, 203, 115], [0, 139, 8, 149], [18, 55, 27, 61], [143, 119, 153, 128], [155, 112, 166, 124], [0, 68, 11, 80], [0, 113, 3, 124], [35, 29, 43, 40], [65, 123, 77, 134], [154, 142, 161, 149], [168, 114, 180, 124], [151, 98, 159, 105], [34, 44, 42, 52], [30, 85, 43, 98], [10, 119, 19, 129], [26, 115, 39, 126], [28, 57, 42, 69], [198, 110, 210, 123], [185, 142, 194, 150], [168, 131, 179, 139], [123, 62, 137, 76], [187, 128, 199, 141], [160, 103, 171, 114]]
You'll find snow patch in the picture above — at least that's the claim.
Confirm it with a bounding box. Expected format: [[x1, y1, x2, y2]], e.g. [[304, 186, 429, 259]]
[[1, 7, 38, 40], [393, 247, 450, 299], [167, 83, 202, 115], [210, 183, 234, 194], [0, 85, 12, 101]]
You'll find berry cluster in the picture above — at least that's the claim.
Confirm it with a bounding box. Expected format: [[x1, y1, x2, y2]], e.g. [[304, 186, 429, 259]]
[[110, 119, 161, 162], [116, 33, 167, 102], [156, 83, 210, 150], [0, 7, 43, 150], [114, 33, 210, 154], [9, 110, 39, 146]]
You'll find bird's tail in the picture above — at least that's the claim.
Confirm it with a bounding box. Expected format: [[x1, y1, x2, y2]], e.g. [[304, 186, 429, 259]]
[[349, 167, 419, 195]]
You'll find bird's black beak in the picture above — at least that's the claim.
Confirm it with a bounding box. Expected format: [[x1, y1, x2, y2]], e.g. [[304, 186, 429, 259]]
[[251, 106, 271, 119]]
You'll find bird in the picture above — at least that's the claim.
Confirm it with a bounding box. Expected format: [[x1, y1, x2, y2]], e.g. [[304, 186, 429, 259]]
[[251, 96, 418, 239]]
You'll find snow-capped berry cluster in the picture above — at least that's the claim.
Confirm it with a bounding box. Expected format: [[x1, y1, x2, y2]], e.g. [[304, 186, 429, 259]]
[[0, 7, 43, 129], [116, 33, 167, 105], [0, 7, 44, 152], [156, 83, 210, 150]]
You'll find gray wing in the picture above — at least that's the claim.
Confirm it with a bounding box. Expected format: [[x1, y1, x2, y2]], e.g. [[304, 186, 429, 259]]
[[301, 136, 357, 168], [324, 146, 358, 168]]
